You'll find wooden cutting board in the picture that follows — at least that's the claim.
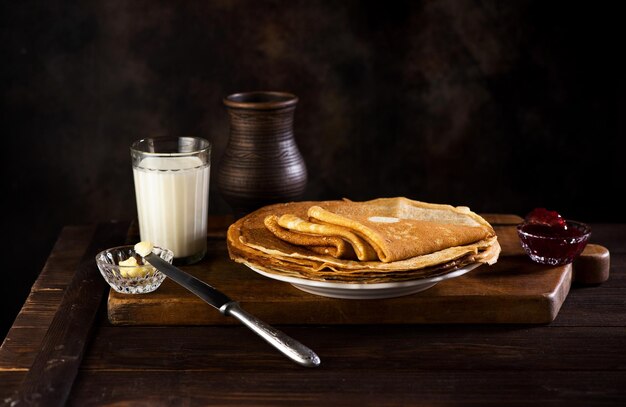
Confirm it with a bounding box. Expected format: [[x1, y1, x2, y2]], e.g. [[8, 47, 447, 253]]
[[107, 214, 582, 325]]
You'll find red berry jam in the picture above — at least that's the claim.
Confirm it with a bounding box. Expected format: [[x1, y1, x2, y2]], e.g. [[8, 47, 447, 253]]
[[525, 208, 567, 229], [517, 209, 591, 265]]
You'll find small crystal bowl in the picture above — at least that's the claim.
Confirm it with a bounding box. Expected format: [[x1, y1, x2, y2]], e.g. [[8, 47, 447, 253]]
[[95, 245, 173, 294], [516, 221, 591, 266]]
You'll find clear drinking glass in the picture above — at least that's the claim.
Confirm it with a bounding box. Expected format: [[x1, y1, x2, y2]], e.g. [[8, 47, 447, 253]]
[[130, 137, 211, 265]]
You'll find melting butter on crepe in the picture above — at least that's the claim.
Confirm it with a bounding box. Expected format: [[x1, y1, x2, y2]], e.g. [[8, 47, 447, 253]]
[[227, 198, 500, 283]]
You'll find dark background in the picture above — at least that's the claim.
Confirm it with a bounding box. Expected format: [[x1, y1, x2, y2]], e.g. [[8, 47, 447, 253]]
[[1, 1, 624, 339]]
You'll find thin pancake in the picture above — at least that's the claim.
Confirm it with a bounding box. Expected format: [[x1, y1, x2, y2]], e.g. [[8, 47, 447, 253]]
[[276, 214, 376, 260], [264, 215, 357, 259], [307, 204, 492, 262], [226, 198, 500, 283]]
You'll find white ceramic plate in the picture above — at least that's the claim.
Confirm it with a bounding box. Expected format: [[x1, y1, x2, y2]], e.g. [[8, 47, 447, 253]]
[[245, 262, 483, 299]]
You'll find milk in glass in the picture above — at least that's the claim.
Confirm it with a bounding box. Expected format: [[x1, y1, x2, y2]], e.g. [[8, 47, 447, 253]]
[[133, 155, 210, 262]]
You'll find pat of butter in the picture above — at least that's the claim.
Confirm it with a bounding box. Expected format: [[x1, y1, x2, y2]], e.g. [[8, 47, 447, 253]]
[[134, 241, 154, 257], [119, 256, 152, 278], [368, 216, 400, 223], [119, 257, 139, 267]]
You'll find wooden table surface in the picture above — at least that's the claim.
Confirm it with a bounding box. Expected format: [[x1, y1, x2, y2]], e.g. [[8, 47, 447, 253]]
[[1, 217, 625, 406]]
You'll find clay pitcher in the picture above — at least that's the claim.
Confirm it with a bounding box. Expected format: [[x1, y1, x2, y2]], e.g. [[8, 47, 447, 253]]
[[217, 91, 307, 217]]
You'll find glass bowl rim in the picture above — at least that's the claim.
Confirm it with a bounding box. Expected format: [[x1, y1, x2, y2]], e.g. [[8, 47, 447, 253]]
[[95, 244, 173, 266], [516, 220, 591, 241]]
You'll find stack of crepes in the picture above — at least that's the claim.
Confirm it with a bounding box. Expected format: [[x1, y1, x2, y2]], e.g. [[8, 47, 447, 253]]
[[227, 197, 501, 283]]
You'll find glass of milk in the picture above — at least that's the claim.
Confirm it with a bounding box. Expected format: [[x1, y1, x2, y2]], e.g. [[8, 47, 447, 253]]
[[130, 137, 211, 265]]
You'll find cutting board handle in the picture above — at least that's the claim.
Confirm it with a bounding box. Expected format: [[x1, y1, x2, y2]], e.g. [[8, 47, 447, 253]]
[[572, 244, 610, 284]]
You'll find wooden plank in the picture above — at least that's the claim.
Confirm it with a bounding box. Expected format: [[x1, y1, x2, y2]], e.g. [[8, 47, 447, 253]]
[[0, 372, 24, 399], [68, 370, 626, 406], [0, 226, 96, 336], [550, 252, 625, 326], [80, 325, 626, 372], [31, 225, 97, 292], [108, 225, 573, 325], [0, 328, 50, 370], [0, 225, 95, 401], [10, 290, 65, 329], [552, 302, 626, 327], [6, 221, 130, 407]]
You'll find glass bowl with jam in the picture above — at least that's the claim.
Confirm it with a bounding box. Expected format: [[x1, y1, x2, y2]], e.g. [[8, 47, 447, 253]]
[[517, 208, 591, 266]]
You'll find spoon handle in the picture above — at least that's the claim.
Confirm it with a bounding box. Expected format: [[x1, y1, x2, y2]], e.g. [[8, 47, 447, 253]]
[[220, 302, 321, 368]]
